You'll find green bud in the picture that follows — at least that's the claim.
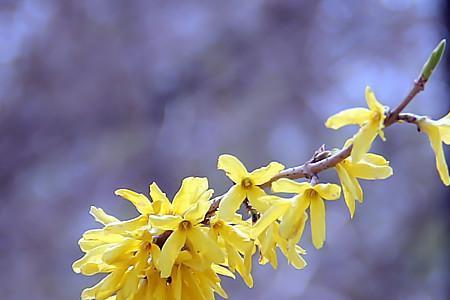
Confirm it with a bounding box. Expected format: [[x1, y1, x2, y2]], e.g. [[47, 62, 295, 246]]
[[420, 39, 446, 81]]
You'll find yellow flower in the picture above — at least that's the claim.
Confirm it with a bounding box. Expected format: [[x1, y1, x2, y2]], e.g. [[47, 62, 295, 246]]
[[148, 177, 224, 278], [335, 152, 393, 218], [74, 177, 230, 300], [255, 220, 307, 270], [250, 194, 306, 268], [418, 113, 450, 185], [210, 215, 254, 287], [73, 205, 160, 299], [326, 86, 387, 162], [217, 154, 284, 220], [272, 179, 341, 249]]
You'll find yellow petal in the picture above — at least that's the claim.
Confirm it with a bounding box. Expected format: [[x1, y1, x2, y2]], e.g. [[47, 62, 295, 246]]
[[102, 239, 140, 265], [198, 188, 214, 203], [159, 230, 186, 278], [246, 186, 269, 212], [287, 241, 307, 270], [243, 244, 254, 280], [271, 178, 311, 194], [82, 229, 123, 243], [81, 269, 125, 300], [349, 172, 363, 203], [149, 182, 172, 214], [251, 199, 290, 238], [72, 244, 110, 275], [250, 161, 285, 185], [259, 224, 278, 269], [349, 160, 393, 180], [181, 267, 206, 299], [188, 227, 224, 264], [212, 264, 236, 279], [422, 123, 450, 185], [365, 86, 385, 114], [336, 164, 357, 218], [149, 243, 161, 269], [436, 112, 450, 125], [325, 107, 372, 129], [115, 267, 137, 299], [172, 177, 209, 215], [351, 120, 379, 162], [289, 212, 308, 245], [114, 189, 153, 215], [313, 183, 341, 200], [173, 265, 182, 300], [78, 229, 123, 252], [148, 215, 182, 231], [279, 195, 309, 239], [217, 154, 249, 183], [225, 244, 253, 288], [434, 112, 450, 144], [310, 197, 326, 249], [184, 200, 211, 224], [218, 185, 246, 220], [359, 152, 389, 165], [132, 279, 148, 300], [219, 224, 252, 253], [440, 126, 450, 144], [104, 215, 148, 234], [89, 206, 119, 225]]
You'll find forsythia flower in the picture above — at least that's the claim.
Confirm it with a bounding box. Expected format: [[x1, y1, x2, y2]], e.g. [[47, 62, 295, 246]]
[[326, 86, 387, 162], [335, 150, 393, 217], [251, 196, 308, 270], [217, 154, 284, 220], [209, 215, 254, 287], [417, 113, 450, 185], [73, 203, 157, 299], [74, 177, 235, 300], [271, 179, 341, 249], [148, 177, 224, 278]]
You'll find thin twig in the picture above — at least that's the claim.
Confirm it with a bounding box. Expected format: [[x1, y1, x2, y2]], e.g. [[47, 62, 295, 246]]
[[154, 78, 429, 246], [384, 76, 426, 126]]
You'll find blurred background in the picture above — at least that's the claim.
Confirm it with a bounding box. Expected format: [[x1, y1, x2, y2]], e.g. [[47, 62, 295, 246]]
[[0, 0, 449, 299]]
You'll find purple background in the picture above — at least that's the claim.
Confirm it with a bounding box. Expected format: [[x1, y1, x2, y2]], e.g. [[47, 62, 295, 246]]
[[0, 1, 449, 299]]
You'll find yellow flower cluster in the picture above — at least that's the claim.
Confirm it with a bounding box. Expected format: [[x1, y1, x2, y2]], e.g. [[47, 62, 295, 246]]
[[73, 84, 449, 299], [73, 178, 249, 300]]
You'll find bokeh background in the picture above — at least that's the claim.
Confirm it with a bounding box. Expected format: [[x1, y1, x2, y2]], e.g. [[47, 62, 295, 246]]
[[1, 1, 449, 299]]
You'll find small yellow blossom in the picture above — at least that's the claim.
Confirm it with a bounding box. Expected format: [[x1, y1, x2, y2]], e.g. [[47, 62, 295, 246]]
[[326, 86, 387, 162], [217, 154, 284, 220], [148, 177, 224, 278], [252, 195, 308, 269], [210, 215, 254, 287], [271, 179, 341, 249], [418, 113, 450, 185], [255, 218, 307, 270], [73, 205, 159, 299], [335, 151, 393, 217]]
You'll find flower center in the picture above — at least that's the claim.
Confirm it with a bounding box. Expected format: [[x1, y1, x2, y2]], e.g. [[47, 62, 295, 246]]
[[304, 189, 318, 198], [373, 111, 382, 121], [241, 177, 253, 189], [179, 220, 192, 231], [213, 220, 224, 230]]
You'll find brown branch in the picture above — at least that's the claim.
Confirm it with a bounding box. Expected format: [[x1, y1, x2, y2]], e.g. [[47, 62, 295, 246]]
[[154, 230, 172, 248], [243, 199, 260, 224], [397, 112, 421, 125], [384, 76, 426, 126], [154, 78, 429, 247]]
